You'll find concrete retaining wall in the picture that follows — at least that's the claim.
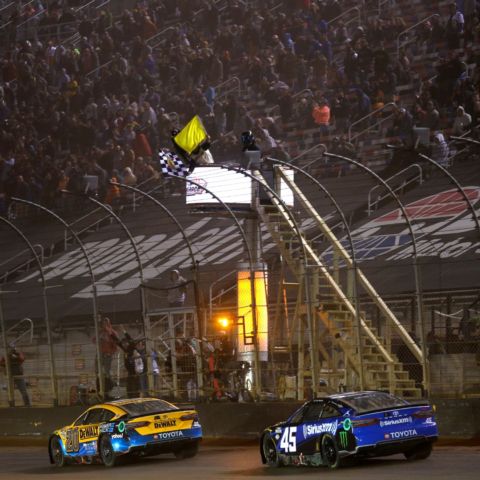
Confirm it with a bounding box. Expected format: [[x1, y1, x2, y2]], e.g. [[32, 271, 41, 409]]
[[0, 399, 478, 440]]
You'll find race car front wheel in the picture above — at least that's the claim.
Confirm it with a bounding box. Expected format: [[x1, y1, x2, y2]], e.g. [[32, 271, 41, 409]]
[[50, 436, 67, 468], [262, 435, 282, 467], [99, 435, 117, 468], [321, 434, 342, 469]]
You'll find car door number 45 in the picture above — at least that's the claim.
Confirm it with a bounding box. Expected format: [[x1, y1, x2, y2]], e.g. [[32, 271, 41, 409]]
[[279, 426, 297, 453]]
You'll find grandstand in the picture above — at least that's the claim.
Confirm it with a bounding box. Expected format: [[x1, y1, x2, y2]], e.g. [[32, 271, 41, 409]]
[[0, 0, 479, 407]]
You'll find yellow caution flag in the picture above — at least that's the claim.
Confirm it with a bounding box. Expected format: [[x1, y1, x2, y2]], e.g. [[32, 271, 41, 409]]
[[174, 115, 208, 154]]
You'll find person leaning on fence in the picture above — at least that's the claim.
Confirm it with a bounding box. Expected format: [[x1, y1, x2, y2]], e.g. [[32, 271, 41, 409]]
[[0, 344, 30, 407], [168, 269, 187, 308]]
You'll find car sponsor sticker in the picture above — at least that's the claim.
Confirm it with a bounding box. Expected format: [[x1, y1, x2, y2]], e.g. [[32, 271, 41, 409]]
[[154, 431, 184, 440], [384, 429, 418, 440], [380, 416, 412, 427], [303, 420, 338, 438], [79, 425, 99, 440], [154, 419, 177, 429]]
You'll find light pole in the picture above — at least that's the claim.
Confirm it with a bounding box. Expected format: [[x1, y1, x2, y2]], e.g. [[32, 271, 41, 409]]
[[11, 198, 105, 399]]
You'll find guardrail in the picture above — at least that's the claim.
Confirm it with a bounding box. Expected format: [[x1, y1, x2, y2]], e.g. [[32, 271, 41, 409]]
[[348, 102, 397, 143], [396, 13, 440, 56], [367, 163, 423, 215], [0, 244, 44, 284]]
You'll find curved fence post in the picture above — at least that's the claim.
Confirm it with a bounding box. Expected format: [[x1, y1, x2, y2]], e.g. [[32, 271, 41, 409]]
[[0, 216, 58, 405], [11, 198, 104, 400]]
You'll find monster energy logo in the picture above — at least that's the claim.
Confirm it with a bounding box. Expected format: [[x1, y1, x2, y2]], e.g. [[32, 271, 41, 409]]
[[339, 431, 348, 449]]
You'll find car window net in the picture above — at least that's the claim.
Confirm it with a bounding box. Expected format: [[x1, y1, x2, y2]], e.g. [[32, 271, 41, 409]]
[[120, 400, 178, 416], [342, 392, 409, 413]]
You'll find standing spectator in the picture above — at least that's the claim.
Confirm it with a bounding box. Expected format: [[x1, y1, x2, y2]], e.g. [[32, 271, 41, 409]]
[[95, 317, 119, 396], [136, 340, 149, 397], [445, 2, 464, 49], [119, 331, 140, 398], [168, 269, 187, 308], [430, 132, 450, 168], [452, 105, 472, 134], [0, 344, 31, 406], [312, 98, 331, 137]]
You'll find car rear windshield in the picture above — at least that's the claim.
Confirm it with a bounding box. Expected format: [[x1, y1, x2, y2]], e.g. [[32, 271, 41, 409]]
[[339, 392, 409, 413], [121, 399, 178, 417]]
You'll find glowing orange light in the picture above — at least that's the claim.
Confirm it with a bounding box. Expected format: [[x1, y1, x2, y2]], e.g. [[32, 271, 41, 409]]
[[217, 317, 231, 329]]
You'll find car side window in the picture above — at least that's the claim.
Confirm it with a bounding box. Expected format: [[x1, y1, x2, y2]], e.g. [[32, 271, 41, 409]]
[[321, 403, 340, 419], [303, 403, 324, 422], [83, 408, 104, 425], [73, 411, 90, 426], [99, 409, 116, 423], [289, 406, 307, 424]]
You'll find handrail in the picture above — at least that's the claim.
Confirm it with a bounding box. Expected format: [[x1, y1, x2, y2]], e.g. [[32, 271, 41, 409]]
[[266, 88, 313, 117], [0, 244, 44, 284], [208, 269, 238, 325], [397, 13, 440, 56], [367, 164, 423, 215], [329, 5, 362, 27], [214, 76, 241, 101], [4, 317, 33, 345], [348, 102, 397, 143], [146, 25, 176, 47], [76, 0, 110, 14], [15, 6, 45, 30], [65, 174, 160, 247], [0, 1, 14, 15], [290, 142, 327, 166]]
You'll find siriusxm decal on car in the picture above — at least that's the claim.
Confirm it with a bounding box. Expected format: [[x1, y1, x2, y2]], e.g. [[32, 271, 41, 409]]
[[384, 429, 418, 439], [380, 417, 412, 427], [303, 420, 338, 438]]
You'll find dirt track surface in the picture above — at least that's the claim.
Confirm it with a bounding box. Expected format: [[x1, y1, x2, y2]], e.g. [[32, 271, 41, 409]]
[[0, 444, 479, 479]]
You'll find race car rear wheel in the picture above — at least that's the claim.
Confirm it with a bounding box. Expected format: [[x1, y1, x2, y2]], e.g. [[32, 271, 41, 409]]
[[99, 435, 117, 468], [174, 441, 199, 459], [50, 436, 67, 468], [262, 435, 282, 467], [321, 434, 342, 469], [404, 441, 433, 461]]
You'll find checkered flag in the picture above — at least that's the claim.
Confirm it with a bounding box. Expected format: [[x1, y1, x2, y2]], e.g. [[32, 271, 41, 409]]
[[158, 150, 190, 177]]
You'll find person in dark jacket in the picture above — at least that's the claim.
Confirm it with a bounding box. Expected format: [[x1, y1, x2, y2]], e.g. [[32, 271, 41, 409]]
[[0, 344, 30, 406]]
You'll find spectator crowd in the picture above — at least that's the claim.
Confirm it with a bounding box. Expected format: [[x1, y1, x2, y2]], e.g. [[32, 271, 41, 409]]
[[1, 0, 480, 217]]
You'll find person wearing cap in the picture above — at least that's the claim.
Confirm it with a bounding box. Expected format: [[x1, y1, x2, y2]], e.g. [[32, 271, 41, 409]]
[[168, 270, 187, 308]]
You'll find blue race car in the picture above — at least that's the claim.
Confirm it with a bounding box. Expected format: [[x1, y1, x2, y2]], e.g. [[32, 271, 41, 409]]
[[260, 390, 438, 469]]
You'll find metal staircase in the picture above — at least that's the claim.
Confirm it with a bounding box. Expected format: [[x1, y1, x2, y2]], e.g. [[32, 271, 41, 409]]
[[252, 167, 423, 398]]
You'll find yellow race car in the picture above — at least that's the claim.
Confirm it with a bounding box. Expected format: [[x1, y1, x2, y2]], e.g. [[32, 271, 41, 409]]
[[48, 397, 202, 467]]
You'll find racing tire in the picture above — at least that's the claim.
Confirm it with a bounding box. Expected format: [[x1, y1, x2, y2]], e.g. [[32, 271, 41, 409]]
[[404, 442, 433, 461], [174, 441, 199, 459], [50, 436, 67, 468], [321, 434, 342, 469], [262, 434, 283, 468], [99, 435, 118, 468]]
